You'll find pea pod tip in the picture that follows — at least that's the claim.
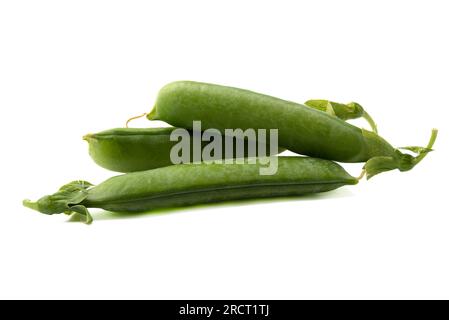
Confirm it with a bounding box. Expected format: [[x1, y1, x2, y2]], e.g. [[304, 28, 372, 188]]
[[83, 134, 94, 141], [23, 199, 38, 211]]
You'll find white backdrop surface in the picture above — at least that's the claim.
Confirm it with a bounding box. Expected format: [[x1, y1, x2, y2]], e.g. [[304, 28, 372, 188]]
[[0, 0, 447, 299]]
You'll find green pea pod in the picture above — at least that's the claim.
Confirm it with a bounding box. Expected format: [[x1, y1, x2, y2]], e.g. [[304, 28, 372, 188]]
[[147, 81, 437, 179], [84, 127, 283, 173], [84, 128, 176, 172], [23, 157, 358, 224], [304, 100, 378, 133]]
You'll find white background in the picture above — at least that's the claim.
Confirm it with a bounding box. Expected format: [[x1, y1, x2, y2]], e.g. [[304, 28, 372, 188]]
[[0, 0, 447, 299]]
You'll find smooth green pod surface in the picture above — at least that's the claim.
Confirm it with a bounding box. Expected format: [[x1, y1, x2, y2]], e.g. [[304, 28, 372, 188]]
[[84, 127, 282, 173], [84, 128, 177, 172], [23, 157, 358, 223], [147, 81, 437, 178]]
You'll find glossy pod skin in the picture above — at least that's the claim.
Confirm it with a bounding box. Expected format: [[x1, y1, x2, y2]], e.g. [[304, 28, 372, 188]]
[[84, 127, 282, 173], [147, 81, 437, 178], [84, 128, 177, 172], [23, 157, 358, 223]]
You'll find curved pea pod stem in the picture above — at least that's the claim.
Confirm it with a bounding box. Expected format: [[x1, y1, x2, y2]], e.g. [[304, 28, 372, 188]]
[[23, 180, 93, 224], [305, 100, 378, 133], [125, 112, 147, 128], [364, 129, 438, 179]]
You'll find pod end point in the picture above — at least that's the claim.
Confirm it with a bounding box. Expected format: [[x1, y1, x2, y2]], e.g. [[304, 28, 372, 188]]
[[23, 199, 39, 211]]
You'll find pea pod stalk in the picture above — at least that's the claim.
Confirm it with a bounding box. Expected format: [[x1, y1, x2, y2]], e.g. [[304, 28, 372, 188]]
[[304, 100, 378, 133]]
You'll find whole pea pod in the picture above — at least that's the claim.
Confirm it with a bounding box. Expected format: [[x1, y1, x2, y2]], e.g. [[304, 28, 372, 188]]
[[147, 81, 437, 178], [23, 157, 357, 224], [84, 127, 281, 173]]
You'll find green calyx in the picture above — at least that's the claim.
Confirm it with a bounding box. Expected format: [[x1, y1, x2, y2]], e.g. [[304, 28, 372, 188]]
[[364, 129, 438, 179], [23, 180, 94, 224], [305, 100, 378, 133]]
